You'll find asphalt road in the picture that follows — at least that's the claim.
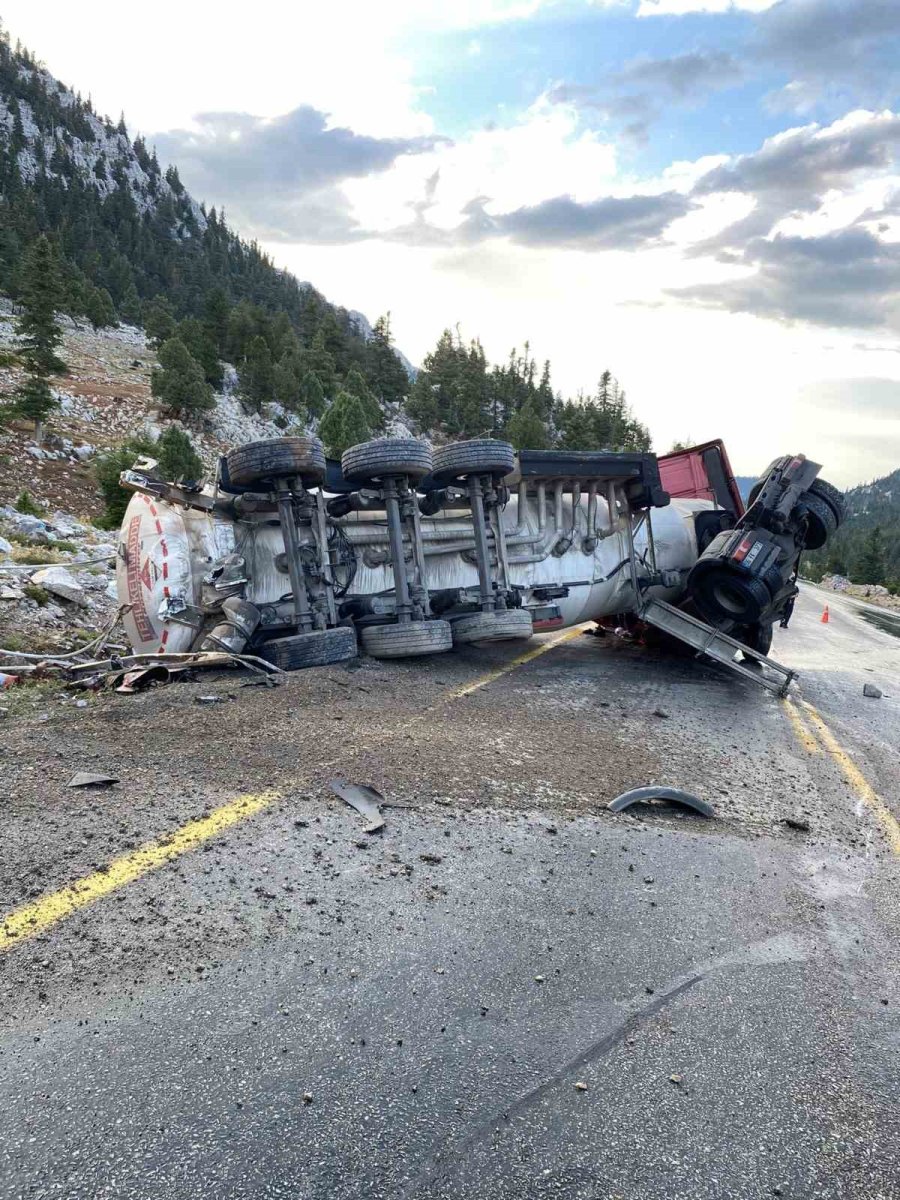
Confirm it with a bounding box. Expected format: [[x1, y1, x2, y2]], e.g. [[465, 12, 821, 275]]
[[1, 588, 899, 1200]]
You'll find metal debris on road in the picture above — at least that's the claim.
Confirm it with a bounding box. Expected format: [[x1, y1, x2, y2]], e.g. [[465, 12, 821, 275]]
[[67, 772, 119, 789], [607, 786, 715, 818], [329, 779, 386, 834]]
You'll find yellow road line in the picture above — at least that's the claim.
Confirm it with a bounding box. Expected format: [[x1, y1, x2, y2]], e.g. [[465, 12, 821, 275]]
[[800, 702, 900, 856], [451, 624, 591, 698], [782, 699, 823, 755], [0, 790, 279, 953]]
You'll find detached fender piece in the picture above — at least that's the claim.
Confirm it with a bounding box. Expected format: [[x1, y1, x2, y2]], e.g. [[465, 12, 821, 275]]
[[607, 786, 715, 818]]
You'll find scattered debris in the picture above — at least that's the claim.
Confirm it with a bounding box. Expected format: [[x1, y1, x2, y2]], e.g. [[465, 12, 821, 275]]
[[195, 695, 225, 705], [419, 852, 443, 865], [669, 1073, 684, 1086], [67, 772, 119, 789], [652, 708, 670, 719], [574, 1081, 588, 1091], [863, 683, 883, 699], [781, 816, 811, 833], [329, 779, 386, 834], [607, 786, 715, 818]]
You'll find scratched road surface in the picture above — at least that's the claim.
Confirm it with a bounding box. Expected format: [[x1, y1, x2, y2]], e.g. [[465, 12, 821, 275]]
[[1, 587, 899, 1200]]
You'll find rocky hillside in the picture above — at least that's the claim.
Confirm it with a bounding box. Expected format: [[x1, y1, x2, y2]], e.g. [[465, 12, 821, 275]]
[[805, 467, 900, 588]]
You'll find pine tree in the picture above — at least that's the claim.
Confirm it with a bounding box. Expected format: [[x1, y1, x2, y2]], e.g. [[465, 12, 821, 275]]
[[303, 330, 336, 398], [344, 367, 384, 431], [366, 313, 409, 405], [506, 399, 549, 450], [239, 335, 274, 412], [83, 285, 117, 330], [144, 296, 177, 349], [151, 338, 215, 420], [12, 375, 57, 442], [318, 391, 374, 457], [156, 426, 203, 482], [203, 288, 231, 356], [855, 526, 885, 586], [273, 353, 303, 413], [15, 234, 66, 377], [177, 317, 222, 388], [301, 371, 325, 419], [94, 434, 157, 528]]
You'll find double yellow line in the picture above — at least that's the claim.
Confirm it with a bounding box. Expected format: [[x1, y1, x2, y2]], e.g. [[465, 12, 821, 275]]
[[784, 699, 900, 856]]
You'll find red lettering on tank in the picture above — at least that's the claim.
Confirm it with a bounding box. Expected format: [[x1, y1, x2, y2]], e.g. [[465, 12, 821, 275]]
[[125, 515, 155, 643]]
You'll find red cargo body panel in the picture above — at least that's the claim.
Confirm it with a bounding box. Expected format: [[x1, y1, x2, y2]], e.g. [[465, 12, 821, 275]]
[[657, 439, 745, 517]]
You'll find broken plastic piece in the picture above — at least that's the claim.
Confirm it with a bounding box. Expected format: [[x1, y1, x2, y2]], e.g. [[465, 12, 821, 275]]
[[68, 772, 119, 789], [329, 779, 386, 833], [607, 785, 714, 818]]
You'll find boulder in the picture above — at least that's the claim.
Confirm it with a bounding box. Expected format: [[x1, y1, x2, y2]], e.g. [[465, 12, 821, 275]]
[[48, 512, 87, 537], [5, 513, 48, 539], [30, 566, 87, 606], [0, 536, 12, 560]]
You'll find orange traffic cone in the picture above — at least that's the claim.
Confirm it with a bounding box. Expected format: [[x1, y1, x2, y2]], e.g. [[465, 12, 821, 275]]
[[821, 605, 830, 624]]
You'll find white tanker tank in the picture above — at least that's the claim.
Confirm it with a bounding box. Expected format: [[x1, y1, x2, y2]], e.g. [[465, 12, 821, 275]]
[[115, 436, 843, 676]]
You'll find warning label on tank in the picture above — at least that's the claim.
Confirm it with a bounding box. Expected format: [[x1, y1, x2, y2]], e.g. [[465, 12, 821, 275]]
[[125, 514, 155, 643]]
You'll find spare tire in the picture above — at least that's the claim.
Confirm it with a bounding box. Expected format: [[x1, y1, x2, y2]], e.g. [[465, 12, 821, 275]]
[[431, 439, 515, 485], [342, 438, 433, 485], [360, 619, 453, 659], [226, 437, 326, 488], [257, 626, 357, 671], [451, 608, 533, 645]]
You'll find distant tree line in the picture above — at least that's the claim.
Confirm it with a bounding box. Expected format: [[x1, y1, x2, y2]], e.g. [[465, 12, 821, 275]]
[[0, 27, 652, 472]]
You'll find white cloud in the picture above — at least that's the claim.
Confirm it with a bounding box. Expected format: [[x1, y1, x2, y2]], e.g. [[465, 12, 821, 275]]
[[346, 98, 618, 234], [637, 0, 777, 13]]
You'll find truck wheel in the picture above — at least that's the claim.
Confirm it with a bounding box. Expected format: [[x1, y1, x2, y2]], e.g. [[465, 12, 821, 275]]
[[806, 478, 845, 524], [451, 608, 534, 645], [226, 437, 326, 488], [341, 438, 433, 485], [741, 621, 773, 656], [257, 626, 357, 671], [360, 619, 453, 659], [795, 491, 838, 550], [431, 439, 516, 485]]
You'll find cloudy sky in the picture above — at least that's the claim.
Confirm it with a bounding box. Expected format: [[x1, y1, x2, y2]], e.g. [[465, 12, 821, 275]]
[[5, 0, 900, 485]]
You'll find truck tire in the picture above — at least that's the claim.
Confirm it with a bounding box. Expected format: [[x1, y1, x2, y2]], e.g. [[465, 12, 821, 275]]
[[257, 626, 357, 671], [360, 619, 453, 659], [806, 478, 845, 524], [451, 608, 534, 645], [431, 439, 516, 485], [796, 491, 838, 550], [342, 438, 433, 485], [741, 620, 773, 656], [226, 437, 326, 488]]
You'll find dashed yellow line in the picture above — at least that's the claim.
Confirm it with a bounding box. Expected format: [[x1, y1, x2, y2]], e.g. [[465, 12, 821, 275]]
[[798, 702, 900, 856], [782, 699, 823, 755], [451, 623, 591, 698], [0, 790, 279, 953]]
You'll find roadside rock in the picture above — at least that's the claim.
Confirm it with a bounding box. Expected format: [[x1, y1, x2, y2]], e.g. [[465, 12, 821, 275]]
[[863, 683, 883, 699], [30, 566, 87, 606]]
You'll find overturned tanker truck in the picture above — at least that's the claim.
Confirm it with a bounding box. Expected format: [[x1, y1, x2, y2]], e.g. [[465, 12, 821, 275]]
[[116, 435, 844, 694]]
